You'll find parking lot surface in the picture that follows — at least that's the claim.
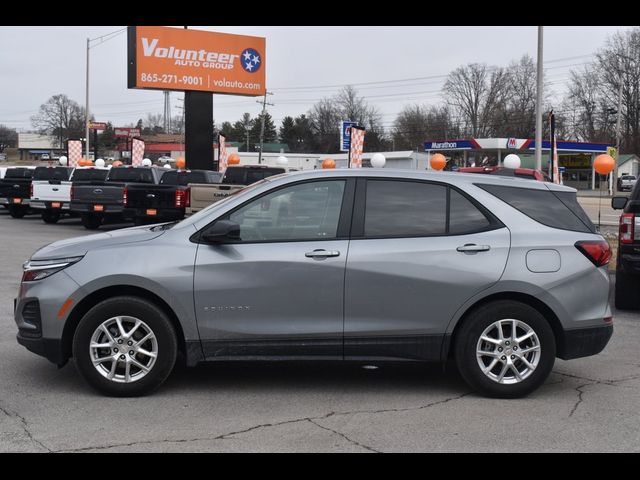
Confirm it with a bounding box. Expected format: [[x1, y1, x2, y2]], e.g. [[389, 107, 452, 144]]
[[1, 210, 639, 452]]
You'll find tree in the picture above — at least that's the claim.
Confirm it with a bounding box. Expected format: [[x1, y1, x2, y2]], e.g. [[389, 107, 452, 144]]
[[279, 115, 315, 153], [142, 113, 164, 135], [392, 105, 458, 150], [250, 111, 277, 147], [309, 98, 342, 153], [443, 63, 510, 137], [98, 122, 117, 151], [0, 125, 18, 153], [30, 94, 86, 148]]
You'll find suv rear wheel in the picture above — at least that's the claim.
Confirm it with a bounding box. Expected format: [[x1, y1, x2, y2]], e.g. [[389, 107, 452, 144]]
[[455, 300, 556, 398], [81, 213, 102, 230], [42, 210, 61, 224], [73, 296, 178, 397]]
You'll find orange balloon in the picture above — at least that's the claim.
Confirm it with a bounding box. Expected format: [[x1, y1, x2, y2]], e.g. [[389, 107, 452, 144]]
[[175, 157, 186, 169], [430, 153, 447, 171], [322, 158, 336, 169], [228, 153, 240, 165], [112, 160, 123, 167], [594, 154, 615, 175]]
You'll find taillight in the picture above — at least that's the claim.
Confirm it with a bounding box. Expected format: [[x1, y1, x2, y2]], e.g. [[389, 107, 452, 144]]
[[575, 240, 611, 267], [175, 189, 189, 208], [123, 187, 128, 206], [620, 213, 635, 244]]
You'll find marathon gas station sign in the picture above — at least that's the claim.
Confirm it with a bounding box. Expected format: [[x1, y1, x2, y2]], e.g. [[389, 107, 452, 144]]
[[127, 26, 266, 96], [424, 138, 609, 153]]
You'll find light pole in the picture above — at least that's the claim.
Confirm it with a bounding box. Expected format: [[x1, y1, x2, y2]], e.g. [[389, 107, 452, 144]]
[[256, 91, 274, 164], [534, 26, 544, 172]]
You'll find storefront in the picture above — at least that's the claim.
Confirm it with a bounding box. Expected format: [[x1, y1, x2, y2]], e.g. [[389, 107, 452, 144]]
[[423, 138, 611, 190]]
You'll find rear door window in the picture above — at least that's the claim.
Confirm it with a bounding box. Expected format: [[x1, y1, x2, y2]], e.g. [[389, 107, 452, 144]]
[[478, 184, 595, 233]]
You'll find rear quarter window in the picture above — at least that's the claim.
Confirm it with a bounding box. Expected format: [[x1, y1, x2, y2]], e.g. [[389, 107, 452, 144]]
[[478, 184, 595, 233]]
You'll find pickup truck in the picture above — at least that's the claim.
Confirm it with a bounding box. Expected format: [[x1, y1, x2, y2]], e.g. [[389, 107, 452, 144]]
[[618, 175, 637, 192], [69, 166, 166, 230], [31, 167, 109, 224], [124, 169, 221, 225], [186, 165, 289, 215], [0, 166, 37, 217]]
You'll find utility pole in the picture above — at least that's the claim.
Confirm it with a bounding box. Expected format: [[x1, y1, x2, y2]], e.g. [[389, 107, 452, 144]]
[[535, 26, 544, 171], [85, 37, 90, 160], [163, 91, 171, 134], [257, 91, 274, 164]]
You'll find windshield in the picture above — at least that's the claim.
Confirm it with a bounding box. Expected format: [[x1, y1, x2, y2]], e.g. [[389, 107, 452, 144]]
[[33, 167, 72, 181], [71, 169, 109, 182], [107, 167, 155, 183]]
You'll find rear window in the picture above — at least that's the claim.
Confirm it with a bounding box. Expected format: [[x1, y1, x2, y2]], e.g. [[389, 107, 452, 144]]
[[478, 184, 596, 233], [222, 167, 285, 185], [107, 168, 154, 183], [71, 169, 109, 182], [160, 170, 208, 186], [33, 167, 72, 181], [4, 168, 34, 179]]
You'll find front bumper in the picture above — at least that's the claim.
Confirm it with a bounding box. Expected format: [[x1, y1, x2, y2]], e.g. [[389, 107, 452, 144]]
[[558, 324, 613, 360], [16, 334, 65, 365]]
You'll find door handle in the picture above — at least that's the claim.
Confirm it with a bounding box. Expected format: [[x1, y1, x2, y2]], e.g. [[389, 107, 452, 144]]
[[305, 249, 340, 258], [456, 244, 491, 253]]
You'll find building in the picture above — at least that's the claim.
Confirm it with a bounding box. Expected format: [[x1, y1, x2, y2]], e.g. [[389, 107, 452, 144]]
[[17, 133, 65, 161], [423, 138, 612, 190], [618, 154, 640, 177]]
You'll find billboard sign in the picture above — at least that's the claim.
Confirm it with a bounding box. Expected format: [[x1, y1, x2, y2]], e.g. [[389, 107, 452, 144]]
[[127, 26, 266, 96], [115, 127, 141, 138], [88, 122, 107, 130], [340, 121, 356, 152]]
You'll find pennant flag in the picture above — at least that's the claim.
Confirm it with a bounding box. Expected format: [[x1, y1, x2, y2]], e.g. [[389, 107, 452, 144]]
[[67, 139, 82, 167], [131, 138, 145, 166], [348, 126, 366, 168], [218, 134, 228, 173]]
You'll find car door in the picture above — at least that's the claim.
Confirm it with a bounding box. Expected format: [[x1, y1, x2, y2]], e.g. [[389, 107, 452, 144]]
[[344, 178, 510, 361], [193, 178, 355, 359]]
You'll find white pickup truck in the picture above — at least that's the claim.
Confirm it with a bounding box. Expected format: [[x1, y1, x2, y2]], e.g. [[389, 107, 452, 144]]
[[186, 165, 293, 215], [30, 166, 109, 223]]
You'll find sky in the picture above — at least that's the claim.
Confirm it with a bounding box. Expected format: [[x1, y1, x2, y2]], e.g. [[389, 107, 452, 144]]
[[0, 26, 633, 133]]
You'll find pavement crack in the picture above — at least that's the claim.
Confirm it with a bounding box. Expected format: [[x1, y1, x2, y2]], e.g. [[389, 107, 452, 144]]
[[307, 418, 380, 453], [53, 392, 471, 452], [0, 404, 51, 452], [568, 383, 593, 417]]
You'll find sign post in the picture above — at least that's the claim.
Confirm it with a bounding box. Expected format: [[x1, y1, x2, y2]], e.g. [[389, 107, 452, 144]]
[[340, 121, 356, 152]]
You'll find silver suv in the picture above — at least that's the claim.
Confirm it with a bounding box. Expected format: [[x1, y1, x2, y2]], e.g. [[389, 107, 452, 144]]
[[15, 169, 613, 398]]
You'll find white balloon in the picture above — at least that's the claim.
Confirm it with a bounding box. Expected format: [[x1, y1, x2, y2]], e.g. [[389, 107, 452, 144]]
[[276, 155, 288, 166], [142, 158, 152, 167], [163, 164, 172, 169], [107, 165, 113, 169], [95, 158, 105, 167], [370, 153, 386, 168], [58, 156, 68, 166], [503, 154, 521, 169]]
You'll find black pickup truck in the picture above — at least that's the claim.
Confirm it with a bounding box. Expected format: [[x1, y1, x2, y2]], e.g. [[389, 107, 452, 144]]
[[69, 166, 166, 230], [124, 169, 221, 225], [0, 167, 36, 217]]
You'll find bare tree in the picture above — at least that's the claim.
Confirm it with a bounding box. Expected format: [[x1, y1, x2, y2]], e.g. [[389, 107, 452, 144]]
[[0, 124, 18, 153], [443, 63, 510, 137], [31, 94, 86, 148], [309, 98, 342, 153], [392, 104, 458, 150]]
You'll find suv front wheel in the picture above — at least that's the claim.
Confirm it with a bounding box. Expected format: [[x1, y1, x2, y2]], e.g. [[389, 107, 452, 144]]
[[454, 300, 556, 398], [73, 296, 178, 397]]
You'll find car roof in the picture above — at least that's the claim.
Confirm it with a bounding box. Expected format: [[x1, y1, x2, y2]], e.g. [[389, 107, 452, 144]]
[[265, 168, 576, 193]]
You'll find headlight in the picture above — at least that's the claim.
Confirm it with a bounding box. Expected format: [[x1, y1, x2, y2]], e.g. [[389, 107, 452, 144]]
[[22, 256, 84, 282]]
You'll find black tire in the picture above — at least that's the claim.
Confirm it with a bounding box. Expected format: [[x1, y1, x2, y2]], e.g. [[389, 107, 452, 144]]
[[81, 213, 102, 230], [73, 296, 178, 397], [454, 300, 556, 399], [42, 210, 61, 224], [8, 204, 26, 218], [614, 269, 640, 310]]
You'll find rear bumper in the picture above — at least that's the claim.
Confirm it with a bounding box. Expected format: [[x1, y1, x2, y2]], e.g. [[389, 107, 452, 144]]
[[30, 201, 70, 210], [16, 334, 66, 366], [1, 197, 30, 206], [124, 207, 185, 219], [558, 324, 613, 360], [69, 202, 126, 215]]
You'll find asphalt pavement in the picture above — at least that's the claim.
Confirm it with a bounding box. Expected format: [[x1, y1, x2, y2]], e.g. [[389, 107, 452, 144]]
[[0, 209, 638, 452]]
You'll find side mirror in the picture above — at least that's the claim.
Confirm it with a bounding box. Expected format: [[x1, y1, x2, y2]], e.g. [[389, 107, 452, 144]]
[[612, 196, 628, 210], [201, 220, 240, 244]]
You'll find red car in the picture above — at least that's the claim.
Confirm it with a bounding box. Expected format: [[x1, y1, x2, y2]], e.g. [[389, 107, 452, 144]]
[[457, 166, 550, 181]]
